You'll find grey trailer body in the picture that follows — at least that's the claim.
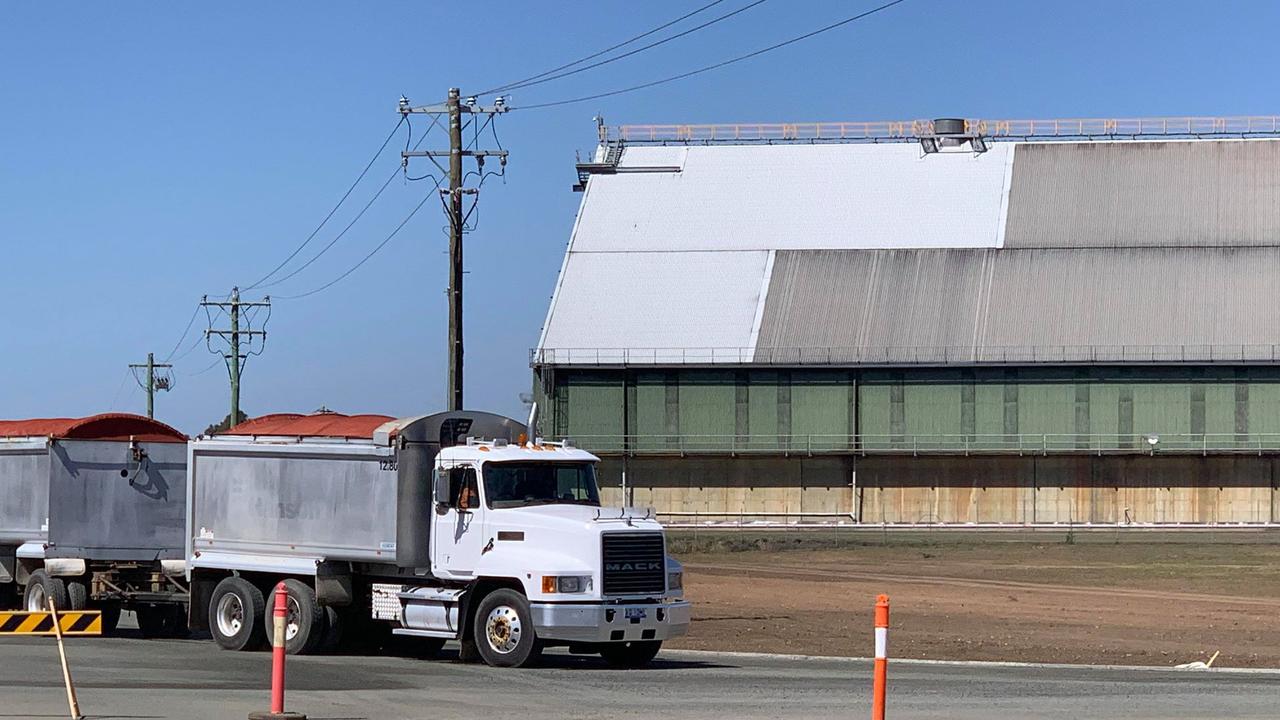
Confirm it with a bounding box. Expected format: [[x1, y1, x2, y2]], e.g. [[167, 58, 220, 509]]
[[47, 439, 188, 562], [0, 440, 50, 548], [0, 414, 189, 628]]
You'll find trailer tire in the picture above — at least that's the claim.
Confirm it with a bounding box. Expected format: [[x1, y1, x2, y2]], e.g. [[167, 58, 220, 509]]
[[66, 579, 89, 611], [24, 570, 69, 612], [138, 604, 188, 638], [97, 602, 122, 634], [209, 576, 265, 651], [600, 640, 662, 668], [473, 589, 538, 668], [264, 578, 324, 655]]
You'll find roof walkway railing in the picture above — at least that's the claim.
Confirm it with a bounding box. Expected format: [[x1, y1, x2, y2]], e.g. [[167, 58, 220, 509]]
[[532, 344, 1280, 367], [566, 433, 1280, 456], [612, 115, 1280, 144]]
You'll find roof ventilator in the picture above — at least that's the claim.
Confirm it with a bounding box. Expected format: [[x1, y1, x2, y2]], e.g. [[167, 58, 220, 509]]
[[919, 118, 989, 155]]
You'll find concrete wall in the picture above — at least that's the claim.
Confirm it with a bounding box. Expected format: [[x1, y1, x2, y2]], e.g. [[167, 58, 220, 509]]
[[596, 454, 1279, 525]]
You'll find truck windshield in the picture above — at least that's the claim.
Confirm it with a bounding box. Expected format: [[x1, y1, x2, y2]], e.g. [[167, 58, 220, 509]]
[[483, 462, 602, 509]]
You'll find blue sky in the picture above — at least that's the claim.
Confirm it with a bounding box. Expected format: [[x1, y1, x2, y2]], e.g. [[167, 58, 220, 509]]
[[2, 1, 1278, 433]]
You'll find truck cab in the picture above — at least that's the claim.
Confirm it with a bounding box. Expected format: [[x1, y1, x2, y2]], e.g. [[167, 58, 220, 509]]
[[387, 438, 690, 667]]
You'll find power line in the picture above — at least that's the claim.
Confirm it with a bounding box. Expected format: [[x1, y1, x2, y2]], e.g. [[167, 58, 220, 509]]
[[162, 304, 201, 363], [477, 0, 728, 96], [275, 184, 438, 300], [244, 118, 406, 290], [515, 0, 910, 110], [482, 0, 768, 97], [256, 115, 439, 289]]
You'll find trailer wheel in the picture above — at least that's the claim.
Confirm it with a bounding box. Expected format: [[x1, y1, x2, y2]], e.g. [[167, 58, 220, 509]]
[[316, 606, 342, 653], [209, 577, 265, 651], [137, 604, 188, 638], [66, 579, 88, 611], [24, 570, 69, 612], [97, 602, 122, 634], [263, 578, 324, 655], [600, 640, 663, 668], [474, 589, 539, 668]]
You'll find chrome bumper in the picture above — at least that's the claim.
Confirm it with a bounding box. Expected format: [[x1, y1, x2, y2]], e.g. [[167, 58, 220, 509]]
[[530, 599, 691, 644]]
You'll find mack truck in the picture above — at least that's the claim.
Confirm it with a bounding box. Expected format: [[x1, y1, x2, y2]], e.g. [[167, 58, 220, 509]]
[[187, 408, 689, 667], [0, 413, 190, 635]]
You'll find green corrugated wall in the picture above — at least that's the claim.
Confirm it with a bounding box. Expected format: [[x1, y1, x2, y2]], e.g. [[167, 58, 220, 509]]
[[538, 366, 1280, 451]]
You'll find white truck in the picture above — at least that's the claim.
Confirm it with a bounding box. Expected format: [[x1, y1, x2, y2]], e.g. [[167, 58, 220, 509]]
[[186, 409, 689, 667]]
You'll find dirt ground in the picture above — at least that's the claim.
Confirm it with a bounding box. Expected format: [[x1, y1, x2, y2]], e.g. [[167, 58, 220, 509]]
[[665, 533, 1280, 668]]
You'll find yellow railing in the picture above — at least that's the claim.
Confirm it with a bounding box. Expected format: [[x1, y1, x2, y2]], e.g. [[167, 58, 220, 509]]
[[614, 115, 1280, 143]]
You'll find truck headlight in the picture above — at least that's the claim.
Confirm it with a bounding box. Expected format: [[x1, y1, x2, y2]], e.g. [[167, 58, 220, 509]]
[[541, 575, 592, 593], [667, 571, 683, 591]]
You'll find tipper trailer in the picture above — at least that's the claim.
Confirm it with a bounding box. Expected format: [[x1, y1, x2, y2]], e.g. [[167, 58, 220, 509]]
[[187, 409, 689, 667], [0, 413, 189, 634]]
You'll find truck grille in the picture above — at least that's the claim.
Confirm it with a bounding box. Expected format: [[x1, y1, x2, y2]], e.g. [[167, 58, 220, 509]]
[[601, 532, 666, 596]]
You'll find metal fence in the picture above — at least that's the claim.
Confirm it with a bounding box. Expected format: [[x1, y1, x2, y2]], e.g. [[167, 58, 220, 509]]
[[533, 344, 1280, 367], [569, 433, 1280, 456]]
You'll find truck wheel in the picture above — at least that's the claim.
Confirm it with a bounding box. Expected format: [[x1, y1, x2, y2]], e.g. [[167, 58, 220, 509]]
[[209, 576, 265, 651], [24, 570, 69, 612], [66, 579, 88, 611], [263, 578, 324, 655], [137, 604, 188, 638], [600, 640, 663, 668], [316, 606, 342, 653], [473, 589, 538, 668], [97, 602, 122, 634]]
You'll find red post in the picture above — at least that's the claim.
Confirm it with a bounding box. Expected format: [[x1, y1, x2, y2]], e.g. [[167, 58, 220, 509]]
[[248, 582, 305, 719], [270, 582, 287, 714], [872, 594, 889, 720]]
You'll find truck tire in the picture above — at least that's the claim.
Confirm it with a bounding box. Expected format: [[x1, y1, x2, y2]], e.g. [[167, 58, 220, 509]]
[[24, 570, 69, 612], [66, 579, 89, 611], [473, 589, 539, 668], [316, 605, 342, 653], [600, 640, 663, 668], [209, 576, 265, 651], [137, 604, 188, 638], [263, 578, 324, 655], [97, 602, 122, 634]]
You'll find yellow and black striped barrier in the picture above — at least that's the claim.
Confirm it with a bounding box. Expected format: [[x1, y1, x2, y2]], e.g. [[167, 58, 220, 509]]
[[0, 610, 102, 636]]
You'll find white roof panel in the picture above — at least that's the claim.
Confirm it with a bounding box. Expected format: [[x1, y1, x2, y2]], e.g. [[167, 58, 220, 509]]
[[538, 250, 769, 363], [572, 142, 1014, 253]]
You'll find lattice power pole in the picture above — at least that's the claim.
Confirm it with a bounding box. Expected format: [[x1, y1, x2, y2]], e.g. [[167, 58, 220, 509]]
[[202, 287, 271, 429], [128, 352, 172, 419], [399, 88, 509, 411]]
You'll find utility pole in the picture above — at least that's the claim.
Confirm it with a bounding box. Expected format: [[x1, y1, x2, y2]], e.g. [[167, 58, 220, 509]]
[[202, 287, 271, 429], [400, 89, 509, 411], [128, 352, 172, 419]]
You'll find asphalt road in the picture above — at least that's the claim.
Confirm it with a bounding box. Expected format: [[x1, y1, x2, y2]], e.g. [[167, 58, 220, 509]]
[[2, 632, 1277, 720]]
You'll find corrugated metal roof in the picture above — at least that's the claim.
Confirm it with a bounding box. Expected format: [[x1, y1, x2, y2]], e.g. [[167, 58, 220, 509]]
[[754, 247, 1280, 362], [221, 412, 395, 439], [572, 142, 1013, 252], [1005, 139, 1280, 248], [0, 413, 186, 442]]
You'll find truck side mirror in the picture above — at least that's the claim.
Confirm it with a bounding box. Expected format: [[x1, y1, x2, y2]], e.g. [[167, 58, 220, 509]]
[[433, 471, 450, 513]]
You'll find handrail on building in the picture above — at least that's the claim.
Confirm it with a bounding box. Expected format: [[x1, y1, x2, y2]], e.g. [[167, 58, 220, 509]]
[[562, 432, 1280, 456], [611, 115, 1280, 145]]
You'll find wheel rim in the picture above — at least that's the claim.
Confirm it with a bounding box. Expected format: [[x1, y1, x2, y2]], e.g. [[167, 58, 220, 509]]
[[215, 593, 244, 638], [284, 595, 301, 642], [484, 605, 523, 654], [26, 583, 46, 612]]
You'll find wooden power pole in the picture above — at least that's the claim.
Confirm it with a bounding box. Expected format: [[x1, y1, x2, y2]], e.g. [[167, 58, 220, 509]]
[[399, 88, 508, 411]]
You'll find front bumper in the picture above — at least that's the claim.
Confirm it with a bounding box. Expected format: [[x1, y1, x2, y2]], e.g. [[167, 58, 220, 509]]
[[530, 599, 691, 644]]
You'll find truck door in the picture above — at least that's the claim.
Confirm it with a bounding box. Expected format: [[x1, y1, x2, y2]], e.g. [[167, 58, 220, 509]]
[[431, 463, 485, 579]]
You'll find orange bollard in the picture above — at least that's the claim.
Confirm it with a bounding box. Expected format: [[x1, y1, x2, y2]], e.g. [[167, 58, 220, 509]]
[[248, 583, 305, 720], [872, 594, 889, 720]]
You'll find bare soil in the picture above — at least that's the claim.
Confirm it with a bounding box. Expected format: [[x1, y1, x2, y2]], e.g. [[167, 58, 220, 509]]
[[666, 538, 1280, 667]]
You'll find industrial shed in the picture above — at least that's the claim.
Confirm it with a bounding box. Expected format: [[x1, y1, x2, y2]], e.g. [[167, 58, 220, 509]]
[[533, 118, 1280, 526]]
